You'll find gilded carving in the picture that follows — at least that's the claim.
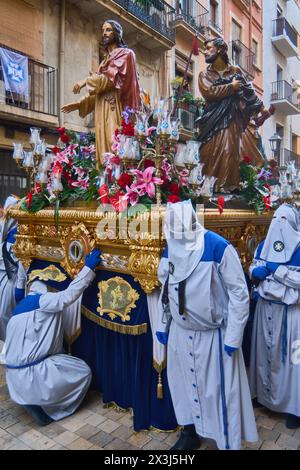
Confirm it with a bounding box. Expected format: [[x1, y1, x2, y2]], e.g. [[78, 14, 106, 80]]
[[8, 206, 272, 293], [61, 222, 96, 278], [28, 265, 67, 284]]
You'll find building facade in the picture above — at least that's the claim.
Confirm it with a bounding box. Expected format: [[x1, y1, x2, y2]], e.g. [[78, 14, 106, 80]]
[[262, 0, 300, 164]]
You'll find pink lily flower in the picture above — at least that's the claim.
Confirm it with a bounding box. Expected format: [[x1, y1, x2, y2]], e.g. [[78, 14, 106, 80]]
[[66, 144, 78, 157], [72, 177, 89, 189], [53, 150, 69, 165], [130, 167, 163, 199], [162, 158, 172, 181], [124, 186, 140, 206], [74, 167, 86, 179]]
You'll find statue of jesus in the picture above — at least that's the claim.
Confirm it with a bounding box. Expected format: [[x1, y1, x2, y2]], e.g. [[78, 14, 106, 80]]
[[61, 20, 141, 165]]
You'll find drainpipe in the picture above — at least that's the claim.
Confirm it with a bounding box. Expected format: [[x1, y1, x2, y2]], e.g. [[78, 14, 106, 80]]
[[59, 0, 66, 125]]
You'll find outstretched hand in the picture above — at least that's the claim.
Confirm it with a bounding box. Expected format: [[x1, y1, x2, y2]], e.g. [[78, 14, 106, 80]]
[[85, 249, 102, 271], [61, 102, 79, 114]]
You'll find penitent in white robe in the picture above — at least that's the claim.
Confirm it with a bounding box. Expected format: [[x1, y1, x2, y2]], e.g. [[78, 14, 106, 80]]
[[249, 241, 300, 417], [0, 241, 26, 341], [157, 231, 258, 450], [5, 266, 94, 421]]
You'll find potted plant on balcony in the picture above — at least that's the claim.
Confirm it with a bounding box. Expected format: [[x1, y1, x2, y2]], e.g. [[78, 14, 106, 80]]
[[171, 76, 186, 91]]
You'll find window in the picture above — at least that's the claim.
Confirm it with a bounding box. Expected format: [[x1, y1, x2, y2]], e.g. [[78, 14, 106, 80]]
[[210, 0, 218, 25], [276, 124, 284, 163], [0, 148, 29, 204], [232, 19, 242, 42], [175, 51, 194, 92], [252, 39, 259, 66], [231, 20, 243, 66]]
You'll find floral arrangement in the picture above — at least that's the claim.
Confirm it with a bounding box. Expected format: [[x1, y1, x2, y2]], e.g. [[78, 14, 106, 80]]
[[97, 107, 197, 214], [239, 155, 279, 214], [19, 108, 282, 217], [21, 129, 99, 213]]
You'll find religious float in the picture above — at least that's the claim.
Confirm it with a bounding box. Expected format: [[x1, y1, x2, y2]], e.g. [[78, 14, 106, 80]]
[[6, 29, 299, 432]]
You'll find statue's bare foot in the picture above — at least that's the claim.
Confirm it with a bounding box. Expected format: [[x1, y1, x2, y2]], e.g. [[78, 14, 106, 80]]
[[61, 102, 79, 113]]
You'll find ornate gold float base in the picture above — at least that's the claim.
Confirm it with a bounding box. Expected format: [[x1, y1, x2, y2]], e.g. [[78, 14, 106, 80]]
[[9, 206, 272, 293]]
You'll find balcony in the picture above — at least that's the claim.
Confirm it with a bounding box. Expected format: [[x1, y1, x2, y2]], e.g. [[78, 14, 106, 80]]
[[175, 0, 209, 39], [232, 0, 250, 10], [208, 20, 223, 36], [229, 40, 255, 80], [112, 0, 175, 47], [272, 18, 298, 57], [0, 45, 58, 125], [270, 80, 300, 115]]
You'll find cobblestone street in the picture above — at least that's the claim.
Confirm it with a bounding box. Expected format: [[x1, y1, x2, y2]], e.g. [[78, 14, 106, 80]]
[[1, 364, 300, 451]]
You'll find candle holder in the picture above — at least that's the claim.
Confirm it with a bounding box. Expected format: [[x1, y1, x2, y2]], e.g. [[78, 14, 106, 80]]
[[12, 142, 24, 168]]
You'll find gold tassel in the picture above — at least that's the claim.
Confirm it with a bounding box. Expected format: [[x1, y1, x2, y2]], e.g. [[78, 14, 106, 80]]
[[157, 372, 163, 399]]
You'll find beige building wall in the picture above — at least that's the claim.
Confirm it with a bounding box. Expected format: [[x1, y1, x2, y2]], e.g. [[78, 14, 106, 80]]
[[0, 0, 44, 60]]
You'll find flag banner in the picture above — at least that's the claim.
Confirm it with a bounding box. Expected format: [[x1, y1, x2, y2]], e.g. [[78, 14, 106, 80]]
[[0, 48, 29, 98]]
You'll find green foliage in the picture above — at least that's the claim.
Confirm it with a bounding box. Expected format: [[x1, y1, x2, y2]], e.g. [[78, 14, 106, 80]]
[[239, 162, 271, 214]]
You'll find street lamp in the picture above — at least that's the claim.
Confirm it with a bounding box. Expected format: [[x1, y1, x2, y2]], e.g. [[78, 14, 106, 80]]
[[269, 133, 282, 164]]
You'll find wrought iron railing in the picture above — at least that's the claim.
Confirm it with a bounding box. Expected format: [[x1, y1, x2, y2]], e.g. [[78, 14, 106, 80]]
[[229, 39, 255, 79], [0, 44, 58, 116], [112, 0, 175, 42], [271, 80, 300, 109], [272, 17, 298, 48], [175, 0, 209, 35]]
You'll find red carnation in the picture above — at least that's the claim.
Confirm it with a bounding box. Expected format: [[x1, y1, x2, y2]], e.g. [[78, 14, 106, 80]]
[[34, 183, 41, 194], [111, 156, 121, 166], [144, 159, 155, 169], [167, 195, 181, 204], [52, 162, 63, 175], [52, 146, 60, 154], [243, 156, 252, 164], [57, 127, 65, 135], [62, 170, 72, 181], [121, 119, 135, 136], [168, 183, 180, 195], [60, 133, 70, 144], [118, 173, 133, 189]]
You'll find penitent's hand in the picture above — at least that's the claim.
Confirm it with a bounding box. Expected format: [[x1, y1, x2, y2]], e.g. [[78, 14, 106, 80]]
[[61, 102, 79, 114]]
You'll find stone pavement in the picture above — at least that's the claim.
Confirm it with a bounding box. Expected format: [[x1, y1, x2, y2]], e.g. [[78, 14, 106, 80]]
[[1, 364, 300, 450]]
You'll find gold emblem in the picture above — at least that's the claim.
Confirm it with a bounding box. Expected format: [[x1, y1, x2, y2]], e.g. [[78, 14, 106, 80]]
[[97, 277, 140, 322], [28, 265, 67, 284]]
